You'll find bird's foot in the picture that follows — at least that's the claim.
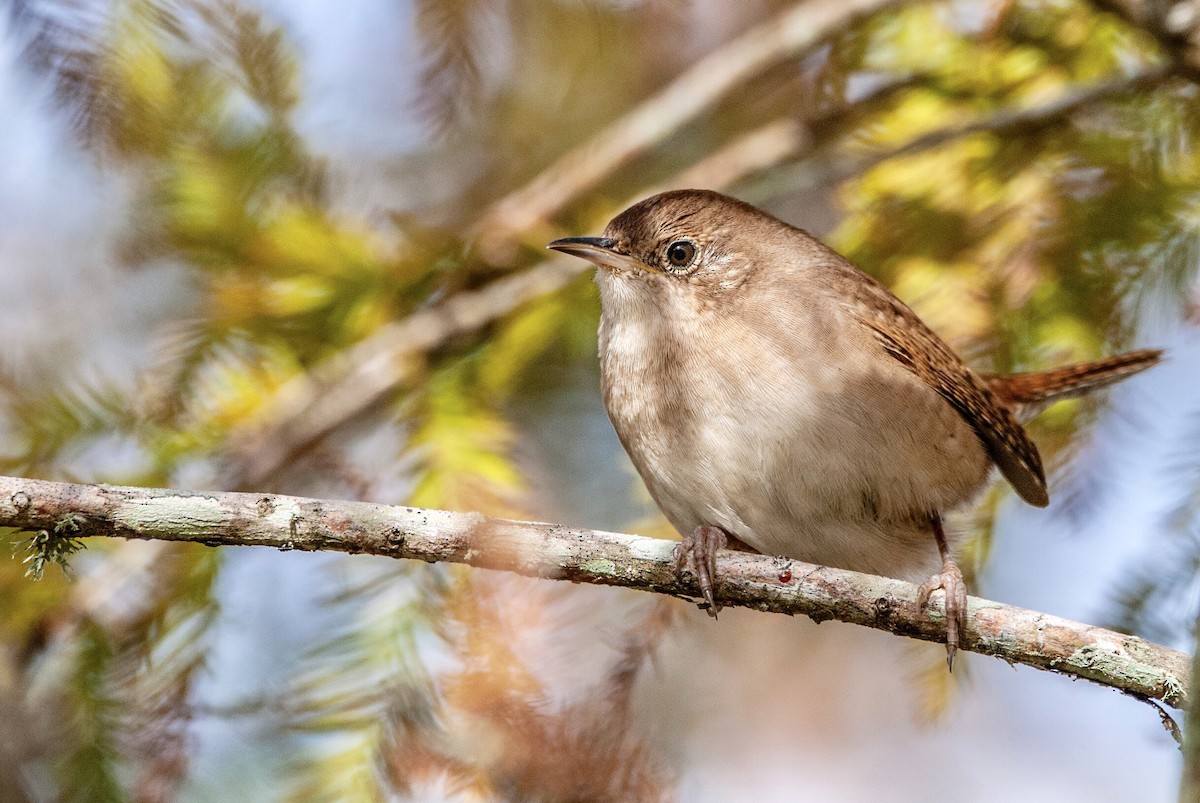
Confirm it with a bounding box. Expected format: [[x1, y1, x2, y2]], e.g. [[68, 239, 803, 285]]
[[674, 525, 727, 618], [917, 558, 969, 671]]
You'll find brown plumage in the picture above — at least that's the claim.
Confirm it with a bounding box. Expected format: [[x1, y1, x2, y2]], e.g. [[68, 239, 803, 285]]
[[835, 253, 1052, 508], [985, 349, 1163, 406], [549, 189, 1161, 668]]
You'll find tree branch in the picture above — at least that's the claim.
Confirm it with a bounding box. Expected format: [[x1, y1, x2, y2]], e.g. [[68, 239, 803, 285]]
[[0, 475, 1188, 709], [748, 66, 1175, 199], [470, 0, 903, 261], [215, 257, 591, 490]]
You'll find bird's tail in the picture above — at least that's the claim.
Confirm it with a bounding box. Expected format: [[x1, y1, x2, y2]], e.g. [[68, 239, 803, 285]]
[[984, 349, 1163, 406]]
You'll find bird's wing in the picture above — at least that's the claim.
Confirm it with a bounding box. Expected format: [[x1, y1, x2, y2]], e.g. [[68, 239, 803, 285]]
[[841, 268, 1049, 508]]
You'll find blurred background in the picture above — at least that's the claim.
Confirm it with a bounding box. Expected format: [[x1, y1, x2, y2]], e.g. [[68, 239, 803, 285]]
[[1, 0, 1198, 800]]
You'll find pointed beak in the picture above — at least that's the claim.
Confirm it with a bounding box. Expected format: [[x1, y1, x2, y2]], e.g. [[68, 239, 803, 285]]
[[547, 236, 651, 272]]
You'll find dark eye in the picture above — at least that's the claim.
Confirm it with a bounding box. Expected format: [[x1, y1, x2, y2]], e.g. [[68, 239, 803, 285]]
[[666, 240, 696, 268]]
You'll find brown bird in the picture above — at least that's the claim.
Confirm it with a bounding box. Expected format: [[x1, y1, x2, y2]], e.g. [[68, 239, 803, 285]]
[[548, 189, 1161, 668]]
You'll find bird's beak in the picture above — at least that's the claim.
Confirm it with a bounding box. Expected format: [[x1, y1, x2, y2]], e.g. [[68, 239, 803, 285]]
[[547, 237, 652, 272]]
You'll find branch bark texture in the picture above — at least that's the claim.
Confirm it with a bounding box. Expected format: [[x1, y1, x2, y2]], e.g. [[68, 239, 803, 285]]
[[0, 475, 1188, 709]]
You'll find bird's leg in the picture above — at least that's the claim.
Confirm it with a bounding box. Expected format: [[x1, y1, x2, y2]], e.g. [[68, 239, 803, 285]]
[[916, 513, 969, 671], [674, 524, 730, 618]]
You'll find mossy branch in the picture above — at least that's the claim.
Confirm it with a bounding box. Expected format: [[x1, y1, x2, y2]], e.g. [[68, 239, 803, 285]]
[[0, 474, 1189, 711]]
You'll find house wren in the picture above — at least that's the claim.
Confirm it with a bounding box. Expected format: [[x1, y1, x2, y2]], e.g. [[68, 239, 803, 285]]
[[548, 189, 1161, 668]]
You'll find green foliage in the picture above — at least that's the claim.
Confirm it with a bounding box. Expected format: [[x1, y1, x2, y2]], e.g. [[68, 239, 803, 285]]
[[283, 562, 447, 801], [59, 623, 125, 803], [0, 374, 141, 478]]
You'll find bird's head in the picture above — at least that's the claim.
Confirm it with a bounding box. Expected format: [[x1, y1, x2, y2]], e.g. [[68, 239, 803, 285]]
[[548, 189, 796, 311]]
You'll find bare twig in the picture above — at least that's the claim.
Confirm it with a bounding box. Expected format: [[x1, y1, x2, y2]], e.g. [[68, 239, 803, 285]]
[[1127, 692, 1183, 747], [470, 0, 902, 260], [750, 66, 1174, 198], [659, 119, 811, 195], [215, 257, 591, 490], [0, 475, 1189, 709]]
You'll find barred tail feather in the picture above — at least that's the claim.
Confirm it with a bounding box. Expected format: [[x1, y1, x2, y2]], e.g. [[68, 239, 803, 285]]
[[985, 349, 1163, 406]]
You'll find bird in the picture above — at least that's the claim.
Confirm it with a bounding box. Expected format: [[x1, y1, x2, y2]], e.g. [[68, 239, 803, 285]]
[[547, 188, 1161, 669]]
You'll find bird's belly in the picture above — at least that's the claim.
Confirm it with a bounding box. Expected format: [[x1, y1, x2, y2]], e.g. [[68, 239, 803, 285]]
[[603, 343, 992, 578]]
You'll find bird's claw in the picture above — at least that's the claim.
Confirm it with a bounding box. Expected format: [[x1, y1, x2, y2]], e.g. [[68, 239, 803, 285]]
[[674, 525, 727, 618], [917, 559, 969, 671]]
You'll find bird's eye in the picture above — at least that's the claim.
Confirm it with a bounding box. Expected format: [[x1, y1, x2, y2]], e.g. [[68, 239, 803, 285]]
[[666, 240, 696, 268]]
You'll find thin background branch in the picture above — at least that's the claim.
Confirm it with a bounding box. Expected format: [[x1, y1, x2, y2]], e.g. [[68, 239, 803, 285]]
[[470, 0, 904, 261]]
